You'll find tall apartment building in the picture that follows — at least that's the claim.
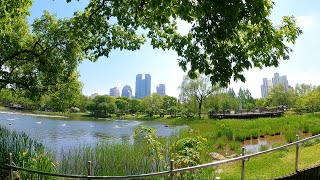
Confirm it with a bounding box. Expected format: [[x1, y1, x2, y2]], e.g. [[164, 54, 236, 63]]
[[109, 87, 120, 98], [260, 78, 273, 98], [272, 73, 289, 91], [156, 84, 166, 96], [260, 73, 289, 98], [121, 85, 132, 99], [135, 74, 151, 99]]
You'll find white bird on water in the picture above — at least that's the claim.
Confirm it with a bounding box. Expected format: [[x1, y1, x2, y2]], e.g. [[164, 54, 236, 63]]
[[36, 120, 43, 124], [61, 123, 66, 127]]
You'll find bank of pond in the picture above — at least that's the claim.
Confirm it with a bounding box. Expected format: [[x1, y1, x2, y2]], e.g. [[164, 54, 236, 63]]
[[1, 113, 320, 179]]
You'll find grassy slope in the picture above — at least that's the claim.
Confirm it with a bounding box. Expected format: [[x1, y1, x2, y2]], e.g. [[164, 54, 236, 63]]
[[219, 143, 320, 179]]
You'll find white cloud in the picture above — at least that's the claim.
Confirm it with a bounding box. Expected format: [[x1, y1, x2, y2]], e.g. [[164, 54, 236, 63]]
[[296, 16, 315, 30]]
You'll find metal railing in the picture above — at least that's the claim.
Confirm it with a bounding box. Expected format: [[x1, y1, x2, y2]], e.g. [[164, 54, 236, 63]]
[[5, 133, 320, 179]]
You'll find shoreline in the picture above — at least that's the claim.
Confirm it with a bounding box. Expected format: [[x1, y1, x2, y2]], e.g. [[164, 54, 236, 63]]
[[0, 111, 69, 118]]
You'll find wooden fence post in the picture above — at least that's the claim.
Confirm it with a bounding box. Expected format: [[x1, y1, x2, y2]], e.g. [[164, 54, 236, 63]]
[[87, 161, 93, 180], [9, 153, 14, 180], [170, 159, 174, 180], [295, 134, 300, 172], [241, 147, 246, 180]]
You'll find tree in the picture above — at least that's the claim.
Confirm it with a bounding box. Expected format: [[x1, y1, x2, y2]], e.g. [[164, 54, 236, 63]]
[[265, 84, 297, 108], [295, 87, 320, 113], [128, 99, 141, 114], [2, 1, 302, 98], [141, 94, 164, 117], [87, 95, 117, 116], [44, 72, 83, 112], [1, 4, 144, 98], [295, 84, 316, 97], [179, 75, 216, 118], [162, 96, 178, 115], [70, 0, 302, 87], [238, 88, 255, 110], [115, 97, 129, 113]]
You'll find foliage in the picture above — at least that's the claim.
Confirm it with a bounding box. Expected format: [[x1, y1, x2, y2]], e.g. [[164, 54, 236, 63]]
[[172, 136, 206, 168], [238, 88, 255, 110], [141, 94, 164, 117], [265, 84, 297, 108], [3, 0, 302, 101], [70, 0, 302, 87], [295, 87, 320, 113], [86, 95, 117, 116], [41, 72, 83, 112], [295, 83, 316, 97], [179, 75, 217, 118], [134, 125, 167, 171], [0, 125, 56, 179], [1, 2, 144, 99]]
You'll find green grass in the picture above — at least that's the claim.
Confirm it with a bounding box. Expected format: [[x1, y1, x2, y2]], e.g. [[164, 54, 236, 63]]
[[219, 142, 320, 179]]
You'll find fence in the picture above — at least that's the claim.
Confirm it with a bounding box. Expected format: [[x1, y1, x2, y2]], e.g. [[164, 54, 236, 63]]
[[4, 133, 320, 180]]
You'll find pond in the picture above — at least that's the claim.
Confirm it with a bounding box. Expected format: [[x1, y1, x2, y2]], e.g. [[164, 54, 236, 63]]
[[242, 133, 311, 154], [0, 112, 185, 155]]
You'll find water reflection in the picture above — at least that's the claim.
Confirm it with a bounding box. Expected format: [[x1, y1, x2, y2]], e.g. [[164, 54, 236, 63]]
[[242, 133, 312, 154]]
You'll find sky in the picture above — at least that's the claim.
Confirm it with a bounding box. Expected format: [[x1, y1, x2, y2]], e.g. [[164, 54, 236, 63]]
[[28, 0, 320, 98]]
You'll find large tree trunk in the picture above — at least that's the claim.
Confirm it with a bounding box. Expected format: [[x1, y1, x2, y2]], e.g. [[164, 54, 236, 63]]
[[198, 100, 202, 118]]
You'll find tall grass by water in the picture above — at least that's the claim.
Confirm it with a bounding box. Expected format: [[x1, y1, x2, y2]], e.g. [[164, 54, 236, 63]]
[[59, 142, 166, 176], [168, 114, 320, 155], [0, 125, 56, 179]]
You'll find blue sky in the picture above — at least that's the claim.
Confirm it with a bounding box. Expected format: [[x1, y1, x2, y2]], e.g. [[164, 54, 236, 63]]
[[29, 0, 320, 98]]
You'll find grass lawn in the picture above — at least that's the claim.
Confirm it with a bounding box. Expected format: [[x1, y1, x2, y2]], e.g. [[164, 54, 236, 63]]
[[219, 143, 320, 179]]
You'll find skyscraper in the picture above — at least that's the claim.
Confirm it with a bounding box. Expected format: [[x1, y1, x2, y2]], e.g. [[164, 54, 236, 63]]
[[109, 87, 120, 98], [272, 73, 289, 91], [121, 85, 132, 99], [156, 84, 166, 96], [260, 78, 273, 98], [260, 73, 290, 98], [135, 74, 151, 99]]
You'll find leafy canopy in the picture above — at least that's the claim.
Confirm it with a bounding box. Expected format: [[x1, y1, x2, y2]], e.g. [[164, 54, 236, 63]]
[[1, 0, 302, 98], [74, 0, 302, 86]]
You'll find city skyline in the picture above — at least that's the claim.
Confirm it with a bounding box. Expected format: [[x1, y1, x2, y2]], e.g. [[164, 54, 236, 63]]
[[28, 0, 320, 98]]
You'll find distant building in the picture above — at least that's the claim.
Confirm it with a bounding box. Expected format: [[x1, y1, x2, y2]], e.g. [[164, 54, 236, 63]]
[[135, 74, 151, 99], [260, 78, 273, 98], [272, 73, 289, 91], [156, 84, 166, 96], [261, 73, 290, 98], [121, 85, 132, 99], [109, 87, 120, 98]]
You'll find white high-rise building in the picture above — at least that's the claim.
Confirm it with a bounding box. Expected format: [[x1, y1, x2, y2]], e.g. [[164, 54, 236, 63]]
[[109, 87, 120, 98], [261, 73, 289, 98], [272, 73, 289, 91], [260, 78, 273, 98]]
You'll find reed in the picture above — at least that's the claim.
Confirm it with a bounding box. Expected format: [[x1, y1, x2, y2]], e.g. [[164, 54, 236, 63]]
[[0, 125, 56, 179]]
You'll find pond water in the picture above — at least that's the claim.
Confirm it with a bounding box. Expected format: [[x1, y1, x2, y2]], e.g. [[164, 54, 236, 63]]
[[242, 133, 311, 154], [0, 112, 185, 154]]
